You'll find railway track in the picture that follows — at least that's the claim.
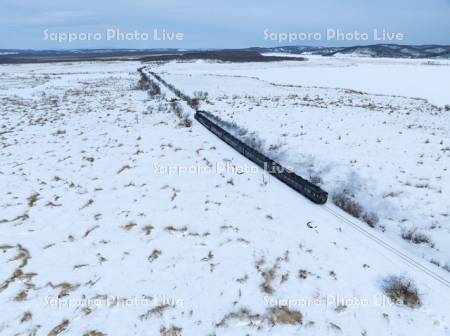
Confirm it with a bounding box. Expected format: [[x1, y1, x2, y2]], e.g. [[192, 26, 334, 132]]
[[324, 205, 450, 289], [141, 65, 450, 292]]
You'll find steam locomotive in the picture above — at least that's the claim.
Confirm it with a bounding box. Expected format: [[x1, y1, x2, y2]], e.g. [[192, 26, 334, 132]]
[[195, 111, 328, 205]]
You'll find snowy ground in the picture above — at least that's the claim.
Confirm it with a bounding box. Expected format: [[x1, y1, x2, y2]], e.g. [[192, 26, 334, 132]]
[[153, 57, 450, 273], [1, 60, 449, 335], [204, 55, 450, 107]]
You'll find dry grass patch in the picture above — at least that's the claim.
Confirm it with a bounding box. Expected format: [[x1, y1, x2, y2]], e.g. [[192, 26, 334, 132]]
[[1, 245, 34, 294], [80, 199, 94, 209], [160, 326, 182, 336], [217, 306, 302, 329], [48, 320, 70, 336], [83, 225, 99, 238], [140, 304, 171, 320], [14, 290, 28, 301], [260, 266, 277, 295], [256, 251, 289, 295], [269, 307, 303, 325], [216, 308, 266, 328], [123, 222, 137, 231], [83, 331, 107, 336], [27, 193, 40, 207], [0, 212, 29, 224], [46, 282, 80, 298], [142, 225, 154, 236], [117, 164, 131, 174], [164, 226, 188, 234]]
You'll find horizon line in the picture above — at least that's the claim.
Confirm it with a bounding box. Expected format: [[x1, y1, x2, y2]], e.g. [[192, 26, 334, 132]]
[[1, 43, 450, 52]]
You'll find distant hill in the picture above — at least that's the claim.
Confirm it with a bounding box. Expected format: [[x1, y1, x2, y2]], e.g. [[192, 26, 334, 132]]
[[1, 44, 449, 64], [251, 44, 450, 59], [0, 49, 303, 64], [0, 49, 184, 64], [141, 50, 304, 63]]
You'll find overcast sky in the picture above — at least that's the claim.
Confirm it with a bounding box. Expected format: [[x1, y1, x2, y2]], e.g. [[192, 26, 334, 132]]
[[0, 0, 449, 49]]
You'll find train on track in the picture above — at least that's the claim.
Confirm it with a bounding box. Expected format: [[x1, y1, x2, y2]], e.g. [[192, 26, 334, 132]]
[[195, 111, 328, 205]]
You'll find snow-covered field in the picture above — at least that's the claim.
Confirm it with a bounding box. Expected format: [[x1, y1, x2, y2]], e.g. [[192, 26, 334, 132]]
[[194, 55, 450, 107], [153, 57, 450, 274], [1, 60, 449, 335]]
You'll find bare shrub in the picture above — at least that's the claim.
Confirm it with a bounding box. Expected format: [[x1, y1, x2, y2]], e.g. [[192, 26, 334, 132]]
[[135, 77, 149, 91], [148, 81, 161, 96], [147, 71, 195, 108], [170, 101, 184, 119], [158, 102, 169, 112], [189, 98, 200, 109], [200, 111, 248, 137], [200, 111, 270, 152], [382, 275, 421, 308], [136, 69, 161, 96], [190, 91, 209, 109], [169, 101, 192, 127], [243, 132, 267, 153], [332, 193, 378, 227], [194, 90, 208, 100], [401, 229, 434, 247], [309, 175, 322, 185], [20, 312, 32, 323], [180, 117, 192, 128]]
